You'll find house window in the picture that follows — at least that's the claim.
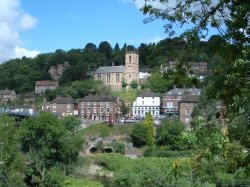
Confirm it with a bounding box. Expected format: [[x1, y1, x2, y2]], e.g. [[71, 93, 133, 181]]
[[93, 107, 96, 113], [186, 109, 190, 115], [67, 104, 71, 113], [100, 102, 103, 106], [93, 102, 96, 106], [100, 107, 103, 113], [185, 118, 190, 124], [98, 74, 101, 80], [106, 107, 110, 113], [106, 102, 110, 106], [87, 102, 90, 106], [116, 73, 120, 83], [53, 104, 56, 113], [81, 102, 85, 106], [129, 55, 131, 62], [134, 111, 137, 115], [107, 74, 111, 83], [167, 102, 173, 107], [87, 107, 91, 113], [129, 74, 131, 78]]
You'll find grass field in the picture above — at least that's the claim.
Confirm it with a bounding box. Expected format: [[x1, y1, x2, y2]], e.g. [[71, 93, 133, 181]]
[[81, 123, 135, 140]]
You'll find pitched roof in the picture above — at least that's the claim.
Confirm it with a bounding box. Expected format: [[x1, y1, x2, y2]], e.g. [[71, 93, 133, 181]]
[[78, 95, 118, 102], [164, 88, 201, 96], [138, 92, 158, 97], [0, 89, 15, 95], [179, 95, 199, 103], [36, 80, 58, 86], [94, 66, 125, 74], [51, 96, 75, 104]]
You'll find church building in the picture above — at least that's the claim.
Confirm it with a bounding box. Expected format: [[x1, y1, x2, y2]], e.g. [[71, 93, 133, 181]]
[[93, 51, 139, 91]]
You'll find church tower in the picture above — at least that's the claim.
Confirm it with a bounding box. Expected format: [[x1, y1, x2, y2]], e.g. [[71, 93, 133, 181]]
[[123, 51, 139, 85]]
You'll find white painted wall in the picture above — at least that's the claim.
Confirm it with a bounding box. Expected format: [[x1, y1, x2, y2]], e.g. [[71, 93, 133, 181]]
[[132, 96, 160, 118]]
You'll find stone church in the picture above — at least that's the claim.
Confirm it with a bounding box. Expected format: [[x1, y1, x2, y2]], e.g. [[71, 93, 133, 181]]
[[93, 51, 139, 91]]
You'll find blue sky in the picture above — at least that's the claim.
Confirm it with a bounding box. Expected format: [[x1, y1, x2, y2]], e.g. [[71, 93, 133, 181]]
[[20, 0, 169, 52], [0, 0, 170, 63], [0, 0, 219, 63]]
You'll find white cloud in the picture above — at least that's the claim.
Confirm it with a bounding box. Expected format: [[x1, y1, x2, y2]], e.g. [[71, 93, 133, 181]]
[[15, 47, 40, 59], [0, 0, 39, 63]]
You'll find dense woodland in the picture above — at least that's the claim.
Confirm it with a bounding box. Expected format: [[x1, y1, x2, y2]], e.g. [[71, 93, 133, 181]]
[[0, 35, 240, 97]]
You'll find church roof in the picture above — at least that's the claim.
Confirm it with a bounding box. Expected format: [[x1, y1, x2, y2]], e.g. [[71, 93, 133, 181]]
[[94, 66, 125, 74]]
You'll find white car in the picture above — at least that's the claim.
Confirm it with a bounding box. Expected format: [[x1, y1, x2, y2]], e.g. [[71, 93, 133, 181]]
[[153, 119, 160, 126]]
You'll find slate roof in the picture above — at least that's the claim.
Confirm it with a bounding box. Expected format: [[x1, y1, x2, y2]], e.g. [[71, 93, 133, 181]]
[[164, 88, 201, 96], [78, 95, 118, 102], [51, 96, 75, 104], [138, 92, 159, 97], [36, 80, 58, 86], [0, 90, 15, 95], [94, 66, 125, 74], [179, 95, 199, 103]]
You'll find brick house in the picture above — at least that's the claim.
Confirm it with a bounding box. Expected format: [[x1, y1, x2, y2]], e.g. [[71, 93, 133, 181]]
[[178, 95, 199, 128], [49, 96, 78, 116], [35, 80, 58, 94], [0, 89, 16, 102], [163, 86, 201, 118], [78, 95, 121, 123]]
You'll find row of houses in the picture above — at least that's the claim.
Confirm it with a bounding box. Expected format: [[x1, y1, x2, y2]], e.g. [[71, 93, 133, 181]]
[[41, 85, 201, 127]]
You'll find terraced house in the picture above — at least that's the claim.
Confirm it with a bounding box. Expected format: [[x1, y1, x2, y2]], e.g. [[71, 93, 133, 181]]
[[78, 95, 121, 122]]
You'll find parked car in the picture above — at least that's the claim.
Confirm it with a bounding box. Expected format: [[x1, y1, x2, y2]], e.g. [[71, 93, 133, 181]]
[[118, 118, 125, 124], [153, 119, 160, 126], [124, 118, 140, 123]]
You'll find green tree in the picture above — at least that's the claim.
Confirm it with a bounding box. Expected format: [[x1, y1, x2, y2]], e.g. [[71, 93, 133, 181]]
[[0, 115, 26, 187], [130, 123, 148, 147], [144, 72, 169, 93], [143, 112, 154, 145], [155, 120, 185, 150], [121, 77, 127, 88], [98, 41, 112, 60], [112, 142, 125, 155], [84, 43, 97, 52], [20, 113, 84, 185], [130, 80, 138, 89], [114, 43, 120, 51], [142, 0, 249, 45]]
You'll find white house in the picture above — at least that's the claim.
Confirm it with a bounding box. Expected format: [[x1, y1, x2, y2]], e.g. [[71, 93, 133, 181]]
[[132, 92, 160, 118]]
